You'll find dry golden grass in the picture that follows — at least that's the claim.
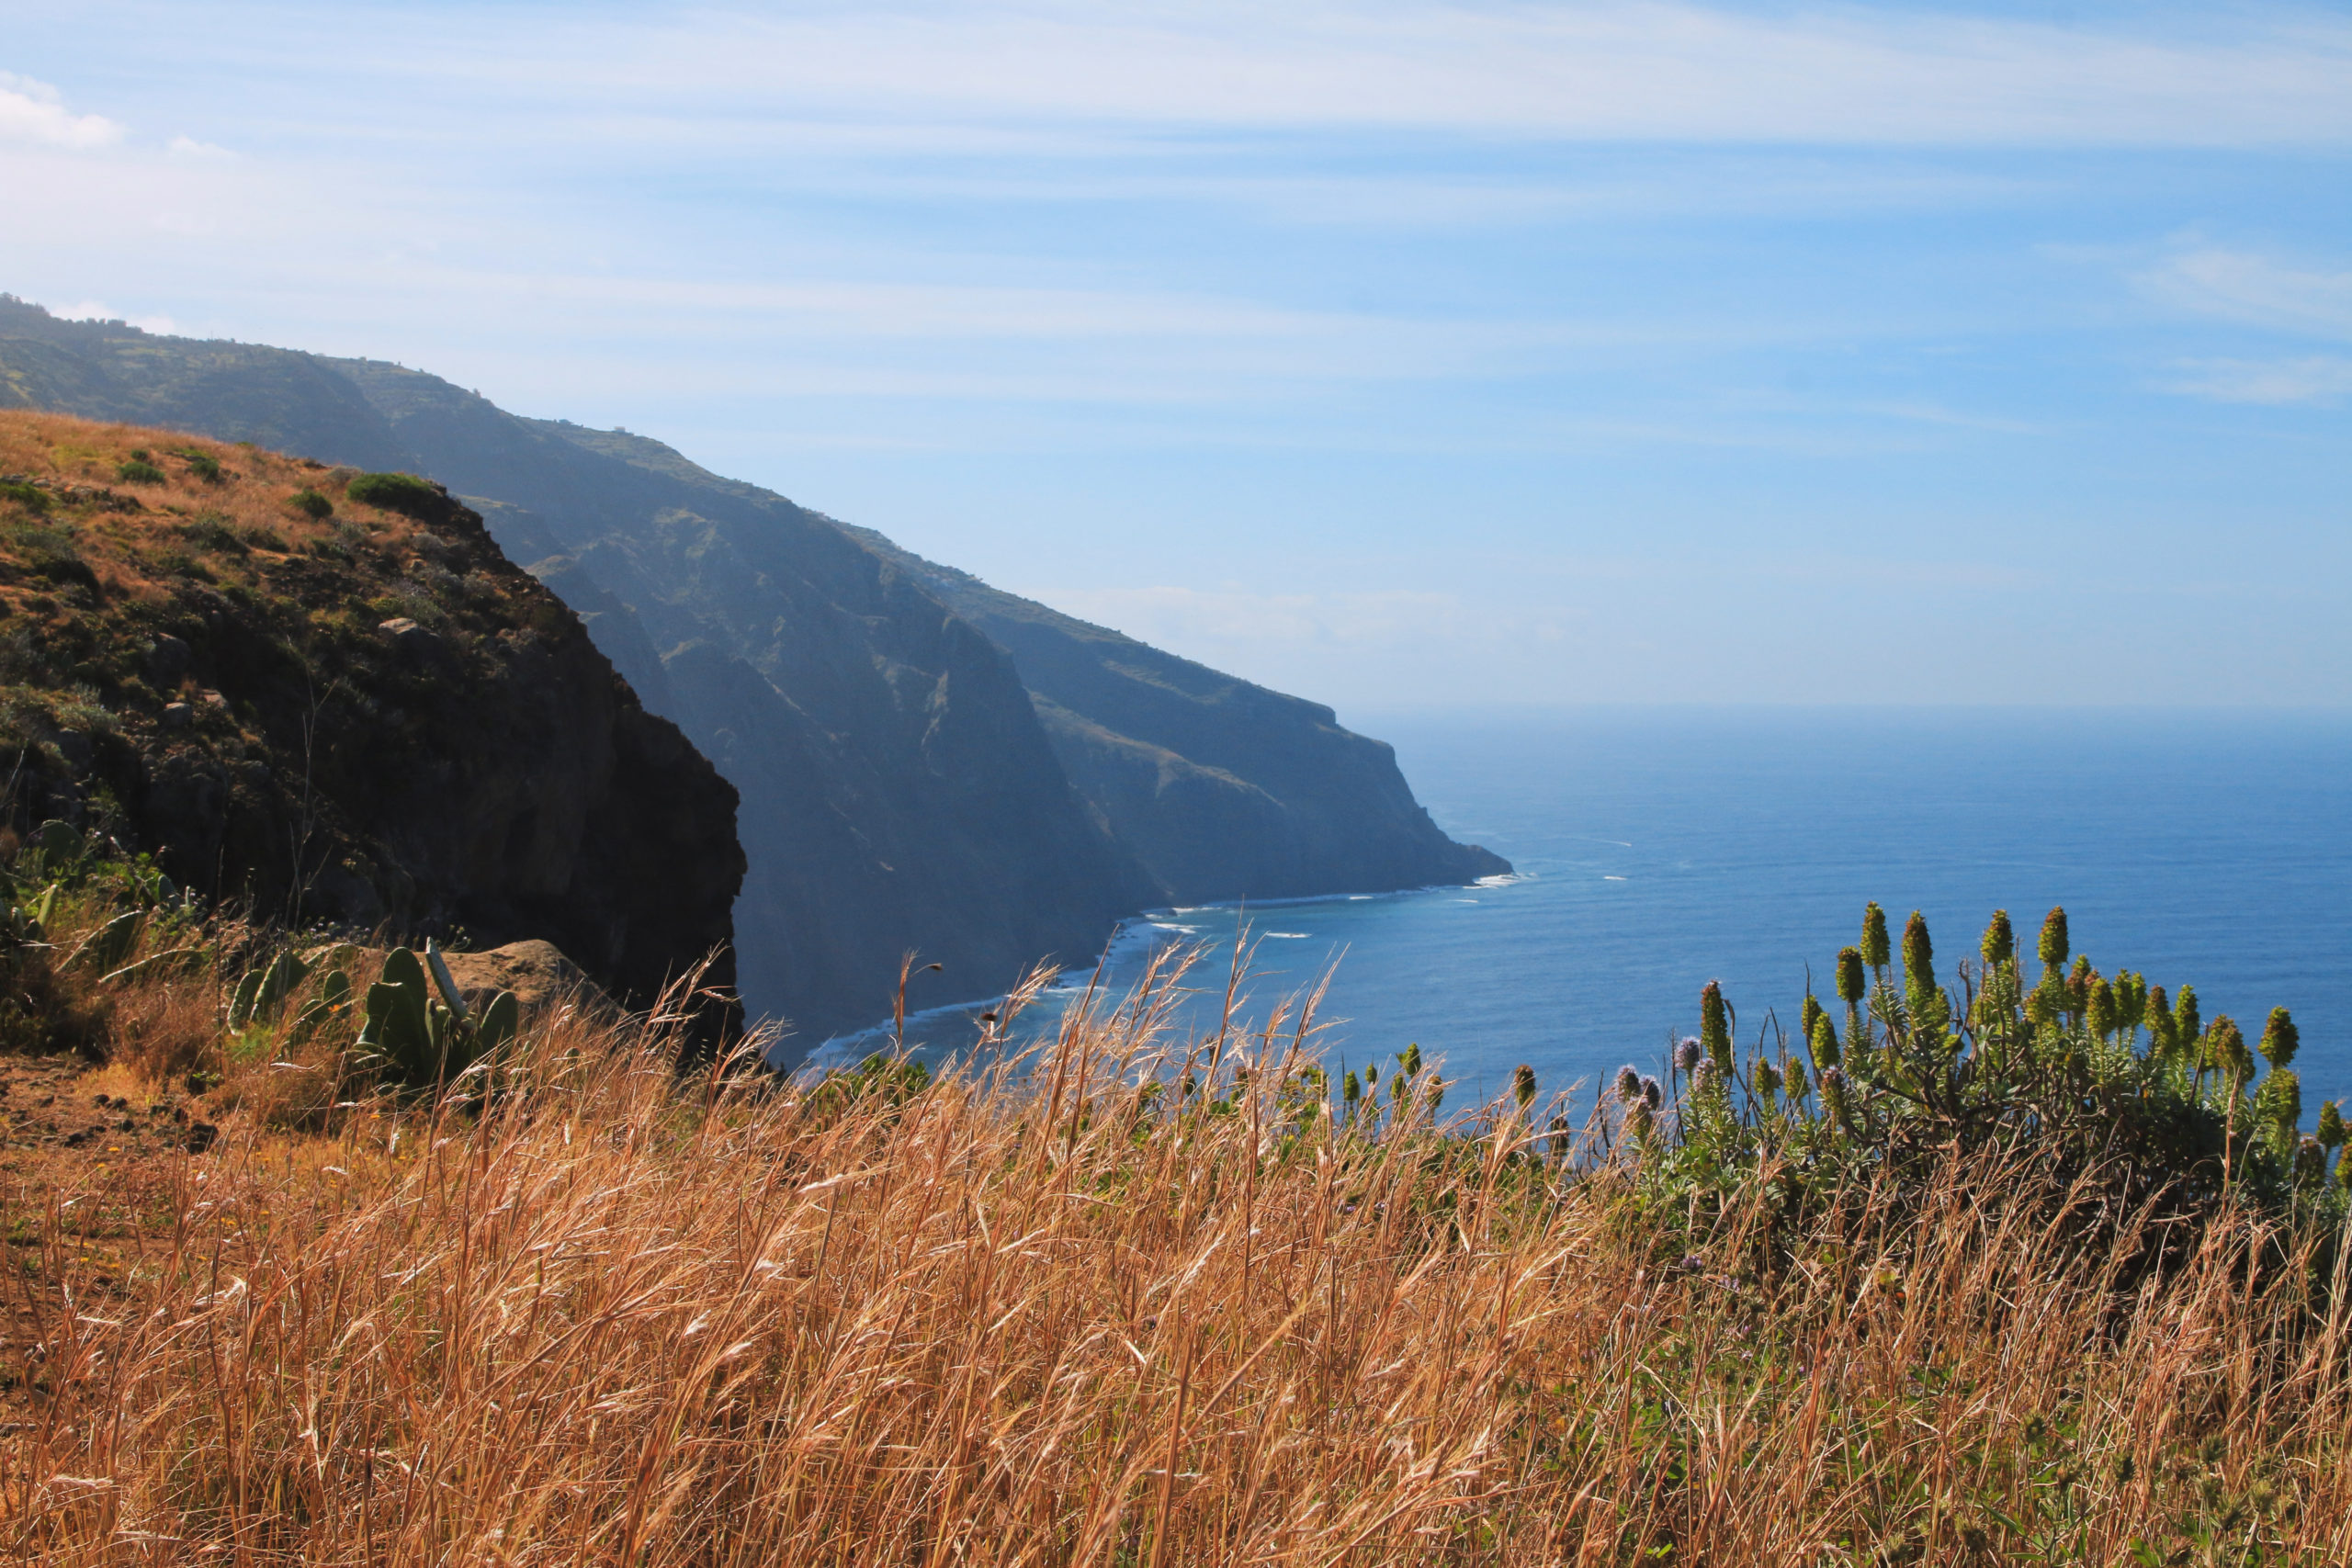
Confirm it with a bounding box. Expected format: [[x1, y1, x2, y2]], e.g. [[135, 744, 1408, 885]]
[[6, 948, 2352, 1564], [0, 411, 455, 622]]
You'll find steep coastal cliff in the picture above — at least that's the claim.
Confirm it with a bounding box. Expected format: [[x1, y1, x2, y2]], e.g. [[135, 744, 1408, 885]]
[[0, 297, 1507, 1050], [0, 411, 742, 1008]]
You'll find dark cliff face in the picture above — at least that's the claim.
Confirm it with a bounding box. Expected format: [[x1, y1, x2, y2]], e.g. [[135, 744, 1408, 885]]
[[836, 534, 1511, 902], [0, 295, 1509, 1052], [0, 409, 742, 1010]]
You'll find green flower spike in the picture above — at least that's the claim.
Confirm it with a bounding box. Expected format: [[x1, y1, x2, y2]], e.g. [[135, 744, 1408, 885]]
[[2086, 976, 2118, 1043], [1981, 909, 2014, 966], [2259, 1008, 2299, 1071], [2317, 1100, 2346, 1150], [2172, 986, 2201, 1050], [2146, 986, 2177, 1057], [1862, 902, 1891, 971], [2038, 907, 2069, 973], [1512, 1063, 1537, 1111], [1701, 980, 1733, 1071], [1808, 1011, 1841, 1070], [1836, 947, 1867, 1008]]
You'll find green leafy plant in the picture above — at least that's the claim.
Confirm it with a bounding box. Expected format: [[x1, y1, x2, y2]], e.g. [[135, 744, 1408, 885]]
[[344, 471, 444, 519], [354, 941, 518, 1091], [116, 458, 165, 485], [288, 488, 334, 520]]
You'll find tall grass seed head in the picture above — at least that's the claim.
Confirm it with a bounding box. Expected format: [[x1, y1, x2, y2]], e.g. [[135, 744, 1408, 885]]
[[1862, 902, 1891, 969], [2260, 1007, 2299, 1070], [1981, 908, 2014, 965], [1836, 946, 1866, 1006], [2038, 907, 2069, 971]]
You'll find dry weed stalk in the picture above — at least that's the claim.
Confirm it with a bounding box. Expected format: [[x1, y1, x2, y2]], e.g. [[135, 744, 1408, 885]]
[[8, 953, 2352, 1565]]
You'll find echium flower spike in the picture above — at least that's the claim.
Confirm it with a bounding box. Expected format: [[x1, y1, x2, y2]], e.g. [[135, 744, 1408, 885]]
[[2038, 908, 2069, 974], [2173, 986, 2201, 1050], [1902, 911, 1933, 986], [1800, 992, 1826, 1044], [1835, 947, 1867, 1008], [1512, 1063, 1537, 1110], [2317, 1100, 2346, 1150], [1862, 902, 1892, 972], [1785, 1057, 1809, 1100], [1401, 1043, 1423, 1077], [2086, 976, 2118, 1043], [1615, 1065, 1642, 1103], [1641, 1075, 1663, 1111], [1342, 1069, 1361, 1109], [2146, 985, 2177, 1057], [2259, 1008, 2300, 1071], [1674, 1036, 1702, 1076], [1701, 980, 1733, 1071], [1981, 909, 2014, 966], [2206, 1016, 2252, 1089], [1808, 1011, 1840, 1070]]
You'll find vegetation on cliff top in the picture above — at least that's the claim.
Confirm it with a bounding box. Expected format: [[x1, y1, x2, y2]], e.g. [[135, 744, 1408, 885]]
[[6, 838, 2350, 1562], [0, 410, 743, 1005]]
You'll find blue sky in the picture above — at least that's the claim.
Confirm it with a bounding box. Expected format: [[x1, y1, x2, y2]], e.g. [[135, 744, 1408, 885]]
[[2, 1, 2346, 713]]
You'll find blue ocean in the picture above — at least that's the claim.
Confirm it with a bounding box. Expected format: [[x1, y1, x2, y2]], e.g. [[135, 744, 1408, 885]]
[[808, 708, 2352, 1119]]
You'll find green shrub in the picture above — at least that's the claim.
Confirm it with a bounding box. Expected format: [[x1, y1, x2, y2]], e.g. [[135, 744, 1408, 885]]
[[175, 515, 248, 555], [288, 488, 334, 520], [345, 472, 444, 519], [1622, 902, 2330, 1257], [176, 450, 222, 482], [240, 525, 290, 552], [116, 459, 166, 485], [0, 481, 51, 514]]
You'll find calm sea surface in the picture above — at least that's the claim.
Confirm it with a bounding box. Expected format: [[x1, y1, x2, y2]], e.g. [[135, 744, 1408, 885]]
[[809, 708, 2352, 1120]]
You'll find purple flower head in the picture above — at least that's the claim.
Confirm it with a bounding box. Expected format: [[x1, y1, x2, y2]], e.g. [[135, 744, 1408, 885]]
[[1641, 1075, 1663, 1111], [1675, 1037, 1703, 1075], [1614, 1065, 1642, 1103]]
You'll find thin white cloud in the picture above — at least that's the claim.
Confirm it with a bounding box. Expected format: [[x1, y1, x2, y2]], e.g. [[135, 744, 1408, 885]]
[[166, 133, 237, 162], [2141, 247, 2352, 340], [0, 72, 123, 149], [2163, 355, 2352, 405], [460, 1, 2352, 148]]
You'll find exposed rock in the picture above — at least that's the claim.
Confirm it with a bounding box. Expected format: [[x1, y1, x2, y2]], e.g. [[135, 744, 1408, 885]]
[[440, 939, 610, 1016]]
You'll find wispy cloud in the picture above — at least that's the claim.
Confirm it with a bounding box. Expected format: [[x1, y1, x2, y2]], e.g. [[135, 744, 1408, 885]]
[[2141, 247, 2352, 340], [0, 72, 123, 150], [442, 1, 2352, 149], [2163, 355, 2352, 405]]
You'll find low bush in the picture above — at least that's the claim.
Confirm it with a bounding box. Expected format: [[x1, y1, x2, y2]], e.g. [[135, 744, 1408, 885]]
[[344, 470, 444, 518], [288, 486, 334, 519], [114, 458, 165, 484]]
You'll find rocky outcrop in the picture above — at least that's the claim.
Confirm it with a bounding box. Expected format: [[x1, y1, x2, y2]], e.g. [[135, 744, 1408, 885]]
[[0, 410, 743, 1012]]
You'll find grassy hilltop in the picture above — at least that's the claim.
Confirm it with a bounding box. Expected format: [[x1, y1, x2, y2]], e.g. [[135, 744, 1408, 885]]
[[6, 836, 2352, 1562]]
